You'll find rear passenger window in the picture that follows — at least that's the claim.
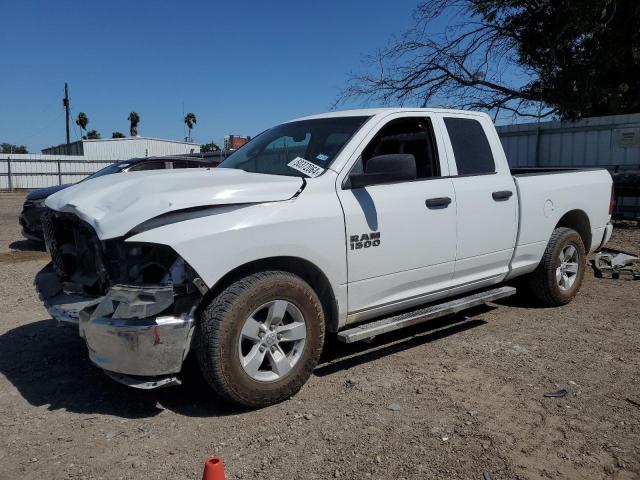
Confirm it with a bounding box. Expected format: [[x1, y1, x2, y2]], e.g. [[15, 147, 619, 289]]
[[356, 117, 440, 178], [444, 117, 495, 175]]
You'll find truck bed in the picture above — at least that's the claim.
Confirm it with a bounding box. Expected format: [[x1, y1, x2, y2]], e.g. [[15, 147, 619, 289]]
[[507, 168, 613, 279]]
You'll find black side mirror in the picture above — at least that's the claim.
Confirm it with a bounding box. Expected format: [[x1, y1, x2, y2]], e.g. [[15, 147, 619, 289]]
[[348, 154, 417, 188]]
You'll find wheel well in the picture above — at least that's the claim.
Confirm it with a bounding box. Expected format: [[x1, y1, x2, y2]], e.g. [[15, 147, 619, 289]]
[[556, 210, 591, 250], [197, 257, 339, 332]]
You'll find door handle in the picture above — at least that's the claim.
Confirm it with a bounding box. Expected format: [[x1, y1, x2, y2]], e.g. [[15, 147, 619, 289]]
[[425, 197, 452, 209], [492, 190, 513, 201]]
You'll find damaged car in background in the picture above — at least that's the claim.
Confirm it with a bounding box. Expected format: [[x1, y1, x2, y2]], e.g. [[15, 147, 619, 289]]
[[37, 108, 614, 408]]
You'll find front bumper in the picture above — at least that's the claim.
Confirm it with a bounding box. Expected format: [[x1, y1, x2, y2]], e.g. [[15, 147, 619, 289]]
[[79, 310, 194, 377], [35, 263, 196, 383]]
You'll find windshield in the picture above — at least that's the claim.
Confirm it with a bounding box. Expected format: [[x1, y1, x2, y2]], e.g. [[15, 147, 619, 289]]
[[218, 116, 370, 177], [86, 161, 130, 180]]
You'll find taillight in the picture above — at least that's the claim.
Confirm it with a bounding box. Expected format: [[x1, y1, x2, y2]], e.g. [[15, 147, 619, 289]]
[[609, 184, 615, 215]]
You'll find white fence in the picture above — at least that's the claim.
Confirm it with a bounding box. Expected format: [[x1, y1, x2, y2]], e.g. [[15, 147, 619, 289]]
[[0, 158, 116, 189]]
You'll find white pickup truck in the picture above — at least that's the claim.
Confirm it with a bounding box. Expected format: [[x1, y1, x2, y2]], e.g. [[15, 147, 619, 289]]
[[37, 108, 614, 407]]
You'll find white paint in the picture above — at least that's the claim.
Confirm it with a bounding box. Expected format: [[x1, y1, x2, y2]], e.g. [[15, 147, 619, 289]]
[[336, 111, 457, 315], [45, 167, 303, 239], [43, 108, 614, 330]]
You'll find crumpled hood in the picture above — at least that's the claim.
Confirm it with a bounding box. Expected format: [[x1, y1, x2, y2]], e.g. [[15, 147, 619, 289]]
[[45, 168, 303, 239]]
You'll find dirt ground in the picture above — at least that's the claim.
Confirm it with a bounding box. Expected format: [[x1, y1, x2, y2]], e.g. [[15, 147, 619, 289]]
[[0, 190, 639, 480]]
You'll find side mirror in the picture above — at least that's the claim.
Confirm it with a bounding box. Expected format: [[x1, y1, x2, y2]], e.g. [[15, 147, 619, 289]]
[[348, 154, 417, 188]]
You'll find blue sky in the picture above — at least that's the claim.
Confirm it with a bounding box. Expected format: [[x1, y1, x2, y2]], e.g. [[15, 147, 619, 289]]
[[1, 0, 424, 152]]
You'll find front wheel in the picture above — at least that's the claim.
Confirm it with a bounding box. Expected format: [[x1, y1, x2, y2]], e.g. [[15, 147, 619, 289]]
[[526, 227, 587, 306], [197, 271, 325, 408]]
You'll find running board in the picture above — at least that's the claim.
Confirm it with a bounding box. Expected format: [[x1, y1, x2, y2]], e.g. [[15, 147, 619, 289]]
[[337, 286, 516, 343]]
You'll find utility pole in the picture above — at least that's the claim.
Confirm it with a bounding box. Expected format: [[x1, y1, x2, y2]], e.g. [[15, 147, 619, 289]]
[[63, 83, 70, 154]]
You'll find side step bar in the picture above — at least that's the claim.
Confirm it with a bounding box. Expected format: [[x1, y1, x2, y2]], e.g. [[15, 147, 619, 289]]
[[337, 286, 516, 343]]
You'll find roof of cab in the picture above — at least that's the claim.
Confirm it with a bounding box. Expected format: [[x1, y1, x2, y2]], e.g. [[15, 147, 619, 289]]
[[289, 107, 487, 122]]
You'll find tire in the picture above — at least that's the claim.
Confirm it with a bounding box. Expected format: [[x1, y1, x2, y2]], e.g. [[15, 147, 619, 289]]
[[197, 271, 325, 408], [526, 227, 586, 306]]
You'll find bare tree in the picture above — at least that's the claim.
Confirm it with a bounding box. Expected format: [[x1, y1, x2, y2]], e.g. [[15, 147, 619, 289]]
[[339, 1, 640, 120]]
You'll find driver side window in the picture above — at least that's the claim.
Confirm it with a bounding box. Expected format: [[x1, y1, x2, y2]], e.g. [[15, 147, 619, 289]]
[[352, 117, 440, 179]]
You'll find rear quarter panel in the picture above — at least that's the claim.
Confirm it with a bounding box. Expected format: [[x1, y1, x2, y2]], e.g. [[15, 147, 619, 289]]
[[508, 169, 612, 278]]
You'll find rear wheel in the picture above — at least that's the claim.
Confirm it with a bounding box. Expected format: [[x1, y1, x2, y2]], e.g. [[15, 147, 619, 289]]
[[197, 271, 325, 408], [526, 227, 586, 306]]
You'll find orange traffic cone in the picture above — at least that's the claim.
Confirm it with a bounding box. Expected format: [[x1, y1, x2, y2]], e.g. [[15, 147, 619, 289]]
[[202, 456, 225, 480]]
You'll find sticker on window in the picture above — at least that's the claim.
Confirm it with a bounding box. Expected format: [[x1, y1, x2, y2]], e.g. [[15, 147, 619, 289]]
[[287, 157, 325, 178], [316, 153, 330, 162]]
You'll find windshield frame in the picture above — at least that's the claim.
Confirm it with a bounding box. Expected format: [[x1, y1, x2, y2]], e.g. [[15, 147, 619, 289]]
[[217, 116, 372, 178]]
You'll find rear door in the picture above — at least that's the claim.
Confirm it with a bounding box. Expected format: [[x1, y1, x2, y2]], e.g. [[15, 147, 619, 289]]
[[440, 114, 517, 284], [337, 114, 457, 319]]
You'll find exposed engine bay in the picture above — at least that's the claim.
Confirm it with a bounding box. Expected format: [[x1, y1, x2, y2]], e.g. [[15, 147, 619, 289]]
[[38, 209, 202, 322]]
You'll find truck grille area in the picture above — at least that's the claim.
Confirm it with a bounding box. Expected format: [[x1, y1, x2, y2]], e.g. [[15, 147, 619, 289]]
[[42, 209, 110, 295], [41, 211, 65, 275], [41, 208, 199, 300]]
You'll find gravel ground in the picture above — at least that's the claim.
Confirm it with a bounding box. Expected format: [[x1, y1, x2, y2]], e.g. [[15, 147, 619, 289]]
[[0, 191, 639, 480]]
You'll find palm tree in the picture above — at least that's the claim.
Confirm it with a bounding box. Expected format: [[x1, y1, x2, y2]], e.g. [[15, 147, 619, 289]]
[[76, 112, 89, 139], [86, 129, 101, 140], [128, 111, 140, 137], [111, 131, 125, 138], [184, 112, 197, 142]]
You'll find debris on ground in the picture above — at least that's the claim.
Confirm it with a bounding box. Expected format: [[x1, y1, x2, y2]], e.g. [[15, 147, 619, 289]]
[[626, 398, 640, 408], [592, 248, 640, 280], [544, 388, 569, 398]]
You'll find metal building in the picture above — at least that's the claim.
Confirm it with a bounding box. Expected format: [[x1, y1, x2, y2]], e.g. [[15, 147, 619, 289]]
[[0, 137, 201, 189], [496, 113, 640, 168], [41, 137, 200, 160]]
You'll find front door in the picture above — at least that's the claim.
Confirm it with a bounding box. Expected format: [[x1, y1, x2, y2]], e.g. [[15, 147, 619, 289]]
[[337, 115, 457, 319]]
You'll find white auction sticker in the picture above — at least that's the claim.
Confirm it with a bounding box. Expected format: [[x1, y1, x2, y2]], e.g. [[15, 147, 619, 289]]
[[287, 157, 325, 178]]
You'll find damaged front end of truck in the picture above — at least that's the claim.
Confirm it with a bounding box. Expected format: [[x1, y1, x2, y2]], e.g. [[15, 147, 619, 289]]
[[35, 209, 204, 389]]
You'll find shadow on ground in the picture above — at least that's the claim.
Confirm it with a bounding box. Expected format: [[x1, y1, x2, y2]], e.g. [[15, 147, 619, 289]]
[[9, 239, 45, 252], [316, 306, 490, 376], [0, 319, 241, 419], [0, 307, 491, 418]]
